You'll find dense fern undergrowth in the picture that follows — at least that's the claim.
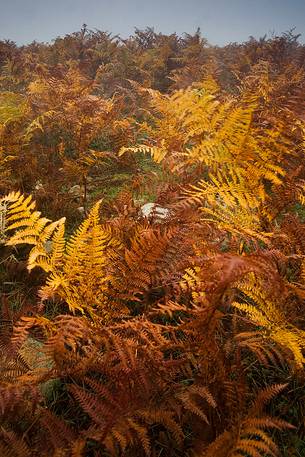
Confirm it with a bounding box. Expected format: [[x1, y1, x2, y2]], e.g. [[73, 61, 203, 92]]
[[1, 26, 305, 456]]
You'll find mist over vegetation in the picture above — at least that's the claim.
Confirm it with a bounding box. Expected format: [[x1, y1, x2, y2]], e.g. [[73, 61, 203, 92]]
[[0, 25, 305, 456]]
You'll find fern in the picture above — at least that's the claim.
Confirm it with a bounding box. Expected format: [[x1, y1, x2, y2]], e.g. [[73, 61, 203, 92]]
[[0, 194, 124, 320], [232, 273, 305, 368]]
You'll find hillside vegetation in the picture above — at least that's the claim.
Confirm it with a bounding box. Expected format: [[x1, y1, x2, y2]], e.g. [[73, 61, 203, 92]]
[[0, 27, 305, 456]]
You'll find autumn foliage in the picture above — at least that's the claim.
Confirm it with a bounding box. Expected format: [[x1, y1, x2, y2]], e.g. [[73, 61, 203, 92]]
[[0, 26, 305, 456]]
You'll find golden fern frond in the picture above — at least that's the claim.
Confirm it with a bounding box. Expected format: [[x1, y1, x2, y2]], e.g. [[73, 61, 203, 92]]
[[233, 274, 305, 367], [27, 220, 66, 272], [182, 169, 271, 242], [119, 140, 167, 163], [2, 193, 124, 319], [53, 200, 123, 317], [1, 192, 66, 257], [184, 170, 265, 210]]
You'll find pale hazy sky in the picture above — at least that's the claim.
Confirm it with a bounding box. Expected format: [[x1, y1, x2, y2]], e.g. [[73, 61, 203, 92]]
[[0, 0, 304, 46]]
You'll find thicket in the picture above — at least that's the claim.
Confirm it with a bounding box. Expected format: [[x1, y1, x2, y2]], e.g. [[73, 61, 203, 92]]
[[0, 26, 305, 456]]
